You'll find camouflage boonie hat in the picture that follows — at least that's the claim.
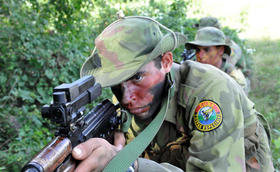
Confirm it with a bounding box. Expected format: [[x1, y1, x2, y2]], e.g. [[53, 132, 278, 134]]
[[80, 16, 187, 87], [185, 27, 231, 55], [194, 16, 221, 29]]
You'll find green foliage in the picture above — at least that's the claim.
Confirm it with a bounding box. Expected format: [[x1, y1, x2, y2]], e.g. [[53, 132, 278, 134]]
[[0, 0, 93, 171], [0, 0, 198, 170], [82, 0, 199, 61], [248, 39, 280, 169], [0, 106, 54, 171]]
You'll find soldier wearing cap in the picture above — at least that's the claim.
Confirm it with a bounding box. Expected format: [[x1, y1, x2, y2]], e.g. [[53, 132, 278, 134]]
[[72, 16, 274, 172], [193, 16, 246, 70], [189, 17, 251, 94], [186, 26, 250, 94]]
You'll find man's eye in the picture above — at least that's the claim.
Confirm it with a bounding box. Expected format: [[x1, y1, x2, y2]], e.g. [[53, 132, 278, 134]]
[[133, 74, 143, 81], [203, 47, 210, 52]]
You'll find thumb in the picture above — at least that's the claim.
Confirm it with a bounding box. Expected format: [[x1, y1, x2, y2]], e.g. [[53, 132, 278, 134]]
[[72, 138, 107, 160], [72, 138, 96, 160], [72, 145, 85, 160]]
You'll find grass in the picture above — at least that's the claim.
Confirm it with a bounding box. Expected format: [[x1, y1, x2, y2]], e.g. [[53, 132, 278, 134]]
[[247, 38, 280, 170]]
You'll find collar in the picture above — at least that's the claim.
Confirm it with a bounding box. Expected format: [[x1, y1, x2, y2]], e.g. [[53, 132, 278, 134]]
[[221, 53, 234, 72], [164, 63, 180, 125]]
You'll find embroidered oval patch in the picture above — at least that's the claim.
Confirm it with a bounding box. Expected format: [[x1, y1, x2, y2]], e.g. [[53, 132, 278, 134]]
[[194, 100, 223, 132]]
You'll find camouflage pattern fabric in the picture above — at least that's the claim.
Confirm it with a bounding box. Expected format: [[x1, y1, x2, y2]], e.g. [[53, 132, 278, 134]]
[[123, 61, 274, 172], [221, 54, 249, 94], [225, 40, 250, 94], [185, 27, 231, 56], [194, 16, 221, 29], [80, 16, 187, 87], [229, 39, 242, 67]]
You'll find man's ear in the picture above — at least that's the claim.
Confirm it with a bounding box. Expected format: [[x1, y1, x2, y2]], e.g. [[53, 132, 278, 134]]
[[218, 46, 225, 56], [161, 52, 173, 73]]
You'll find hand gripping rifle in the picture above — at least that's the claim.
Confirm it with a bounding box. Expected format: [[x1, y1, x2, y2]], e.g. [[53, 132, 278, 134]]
[[22, 76, 121, 172]]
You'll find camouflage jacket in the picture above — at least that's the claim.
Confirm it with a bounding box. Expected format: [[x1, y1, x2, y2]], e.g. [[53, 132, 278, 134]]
[[229, 39, 248, 72], [229, 40, 242, 67], [123, 61, 274, 172], [221, 53, 250, 94]]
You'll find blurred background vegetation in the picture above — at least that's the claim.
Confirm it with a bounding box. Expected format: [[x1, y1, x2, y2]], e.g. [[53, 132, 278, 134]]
[[0, 0, 279, 171]]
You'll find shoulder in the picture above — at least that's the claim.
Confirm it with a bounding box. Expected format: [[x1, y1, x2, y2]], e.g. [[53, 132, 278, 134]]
[[228, 68, 247, 86], [177, 60, 246, 119], [174, 61, 244, 115], [179, 60, 235, 88], [229, 40, 242, 65], [230, 40, 242, 53]]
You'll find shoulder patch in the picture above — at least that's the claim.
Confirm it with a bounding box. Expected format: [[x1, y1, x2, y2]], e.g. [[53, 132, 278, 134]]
[[193, 100, 223, 132]]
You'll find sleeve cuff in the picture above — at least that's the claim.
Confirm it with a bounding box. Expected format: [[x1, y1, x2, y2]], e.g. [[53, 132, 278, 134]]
[[137, 158, 183, 172]]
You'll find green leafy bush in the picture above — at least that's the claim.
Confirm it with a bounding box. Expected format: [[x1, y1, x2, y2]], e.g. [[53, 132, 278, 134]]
[[247, 39, 280, 169], [0, 0, 198, 170], [0, 0, 93, 170]]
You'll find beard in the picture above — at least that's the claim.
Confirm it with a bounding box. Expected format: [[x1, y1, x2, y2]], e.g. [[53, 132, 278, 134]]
[[134, 78, 167, 121]]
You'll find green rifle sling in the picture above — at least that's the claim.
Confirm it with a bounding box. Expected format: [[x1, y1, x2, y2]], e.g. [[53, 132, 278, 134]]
[[103, 89, 170, 172]]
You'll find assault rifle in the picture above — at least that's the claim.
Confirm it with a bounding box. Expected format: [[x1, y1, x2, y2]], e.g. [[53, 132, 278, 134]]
[[180, 48, 196, 63], [22, 76, 121, 172]]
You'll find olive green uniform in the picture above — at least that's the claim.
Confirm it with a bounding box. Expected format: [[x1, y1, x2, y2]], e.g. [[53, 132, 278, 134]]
[[222, 40, 251, 94], [123, 61, 274, 172]]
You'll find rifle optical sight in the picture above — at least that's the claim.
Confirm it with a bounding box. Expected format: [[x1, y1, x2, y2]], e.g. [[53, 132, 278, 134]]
[[41, 76, 101, 127]]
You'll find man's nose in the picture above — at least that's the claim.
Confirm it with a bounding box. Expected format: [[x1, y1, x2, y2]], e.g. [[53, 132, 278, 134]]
[[121, 82, 137, 107]]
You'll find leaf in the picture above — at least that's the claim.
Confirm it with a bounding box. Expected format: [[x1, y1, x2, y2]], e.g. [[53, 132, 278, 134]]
[[273, 137, 280, 149], [0, 74, 7, 84], [45, 69, 54, 79], [18, 89, 33, 102]]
